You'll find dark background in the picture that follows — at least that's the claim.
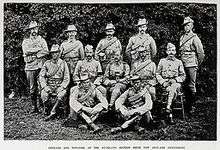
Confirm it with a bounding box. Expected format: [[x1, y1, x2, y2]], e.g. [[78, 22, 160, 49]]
[[4, 3, 217, 98]]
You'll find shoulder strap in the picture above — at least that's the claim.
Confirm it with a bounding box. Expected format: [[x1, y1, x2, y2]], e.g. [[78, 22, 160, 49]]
[[62, 41, 81, 56], [128, 87, 148, 102], [78, 86, 95, 103], [131, 60, 152, 75], [179, 34, 196, 49], [97, 37, 118, 54]]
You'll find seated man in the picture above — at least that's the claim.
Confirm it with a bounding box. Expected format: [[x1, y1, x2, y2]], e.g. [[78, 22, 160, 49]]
[[103, 51, 130, 109], [39, 44, 70, 121], [156, 43, 186, 123], [111, 75, 153, 134], [73, 44, 106, 96], [69, 75, 108, 133], [131, 46, 157, 101]]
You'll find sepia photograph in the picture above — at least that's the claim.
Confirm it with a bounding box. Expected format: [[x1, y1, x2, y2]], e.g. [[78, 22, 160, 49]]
[[2, 0, 218, 144]]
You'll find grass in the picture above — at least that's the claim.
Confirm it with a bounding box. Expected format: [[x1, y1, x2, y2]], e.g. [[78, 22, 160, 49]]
[[4, 96, 216, 140]]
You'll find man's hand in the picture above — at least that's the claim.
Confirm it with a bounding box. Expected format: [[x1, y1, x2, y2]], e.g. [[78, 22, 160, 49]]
[[91, 106, 103, 115], [44, 86, 52, 93]]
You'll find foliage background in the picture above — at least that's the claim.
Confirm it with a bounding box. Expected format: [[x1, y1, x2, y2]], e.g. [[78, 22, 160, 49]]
[[4, 3, 217, 97]]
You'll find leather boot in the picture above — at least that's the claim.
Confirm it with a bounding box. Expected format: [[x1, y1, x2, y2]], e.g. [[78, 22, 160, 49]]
[[30, 94, 39, 114]]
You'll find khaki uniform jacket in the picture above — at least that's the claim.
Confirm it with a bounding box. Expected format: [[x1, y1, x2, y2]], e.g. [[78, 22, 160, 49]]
[[131, 59, 157, 86], [115, 87, 153, 115], [22, 35, 49, 70], [156, 57, 186, 85], [69, 84, 108, 112], [39, 58, 70, 90], [60, 39, 85, 74], [104, 61, 130, 86], [179, 31, 204, 67], [95, 37, 122, 62], [73, 58, 102, 81], [126, 33, 157, 62]]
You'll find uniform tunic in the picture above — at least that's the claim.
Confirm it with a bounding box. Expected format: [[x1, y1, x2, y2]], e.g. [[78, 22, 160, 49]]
[[60, 39, 84, 74], [126, 33, 157, 64]]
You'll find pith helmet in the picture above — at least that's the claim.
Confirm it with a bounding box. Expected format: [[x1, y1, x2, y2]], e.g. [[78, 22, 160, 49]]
[[136, 18, 148, 27], [85, 45, 94, 53], [105, 23, 115, 31], [27, 21, 39, 30], [182, 17, 194, 26], [64, 25, 77, 32], [167, 43, 176, 50], [50, 44, 60, 53]]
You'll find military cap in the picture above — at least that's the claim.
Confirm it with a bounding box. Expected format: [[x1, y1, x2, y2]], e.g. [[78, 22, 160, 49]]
[[27, 21, 39, 30], [50, 44, 60, 53], [64, 25, 77, 32], [85, 45, 94, 52], [136, 18, 148, 27], [130, 75, 140, 81], [80, 74, 90, 81], [182, 17, 194, 26], [98, 52, 106, 57], [105, 23, 115, 31], [167, 43, 176, 50]]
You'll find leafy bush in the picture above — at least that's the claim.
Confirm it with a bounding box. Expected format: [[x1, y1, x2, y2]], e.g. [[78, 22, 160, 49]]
[[4, 3, 217, 97]]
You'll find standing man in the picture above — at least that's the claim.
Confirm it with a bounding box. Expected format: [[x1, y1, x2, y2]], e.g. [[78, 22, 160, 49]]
[[130, 46, 157, 101], [95, 23, 122, 71], [156, 43, 186, 123], [39, 44, 70, 121], [22, 21, 49, 113], [179, 17, 205, 115], [103, 51, 130, 109], [60, 24, 84, 81], [126, 18, 157, 66], [111, 75, 153, 134], [69, 75, 108, 133]]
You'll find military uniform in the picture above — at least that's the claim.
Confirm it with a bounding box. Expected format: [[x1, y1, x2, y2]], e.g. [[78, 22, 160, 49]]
[[179, 17, 205, 113], [103, 60, 130, 106], [74, 58, 102, 82], [126, 18, 156, 65], [95, 23, 122, 71], [39, 44, 70, 120], [131, 59, 157, 101], [69, 81, 108, 131], [156, 57, 186, 110], [60, 39, 84, 75], [111, 76, 153, 133], [22, 21, 49, 112]]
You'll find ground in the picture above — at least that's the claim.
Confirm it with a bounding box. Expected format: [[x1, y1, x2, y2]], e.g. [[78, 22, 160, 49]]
[[4, 96, 216, 140]]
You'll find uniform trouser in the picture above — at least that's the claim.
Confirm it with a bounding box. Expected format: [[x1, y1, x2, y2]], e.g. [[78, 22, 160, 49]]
[[165, 83, 181, 109], [109, 83, 127, 105], [25, 69, 40, 109], [185, 67, 197, 93], [41, 87, 66, 114], [72, 103, 103, 124]]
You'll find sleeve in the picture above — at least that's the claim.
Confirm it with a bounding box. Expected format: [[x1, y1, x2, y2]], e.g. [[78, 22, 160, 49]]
[[79, 42, 85, 60], [150, 37, 157, 58], [73, 61, 81, 78], [39, 62, 48, 89], [22, 39, 39, 56], [117, 40, 122, 53], [61, 61, 70, 89], [148, 63, 157, 86], [124, 63, 130, 77], [193, 36, 205, 65], [115, 90, 129, 110], [60, 42, 65, 59], [156, 59, 167, 85], [69, 87, 82, 113], [175, 60, 186, 83], [95, 89, 108, 109], [95, 40, 102, 60], [37, 38, 49, 58]]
